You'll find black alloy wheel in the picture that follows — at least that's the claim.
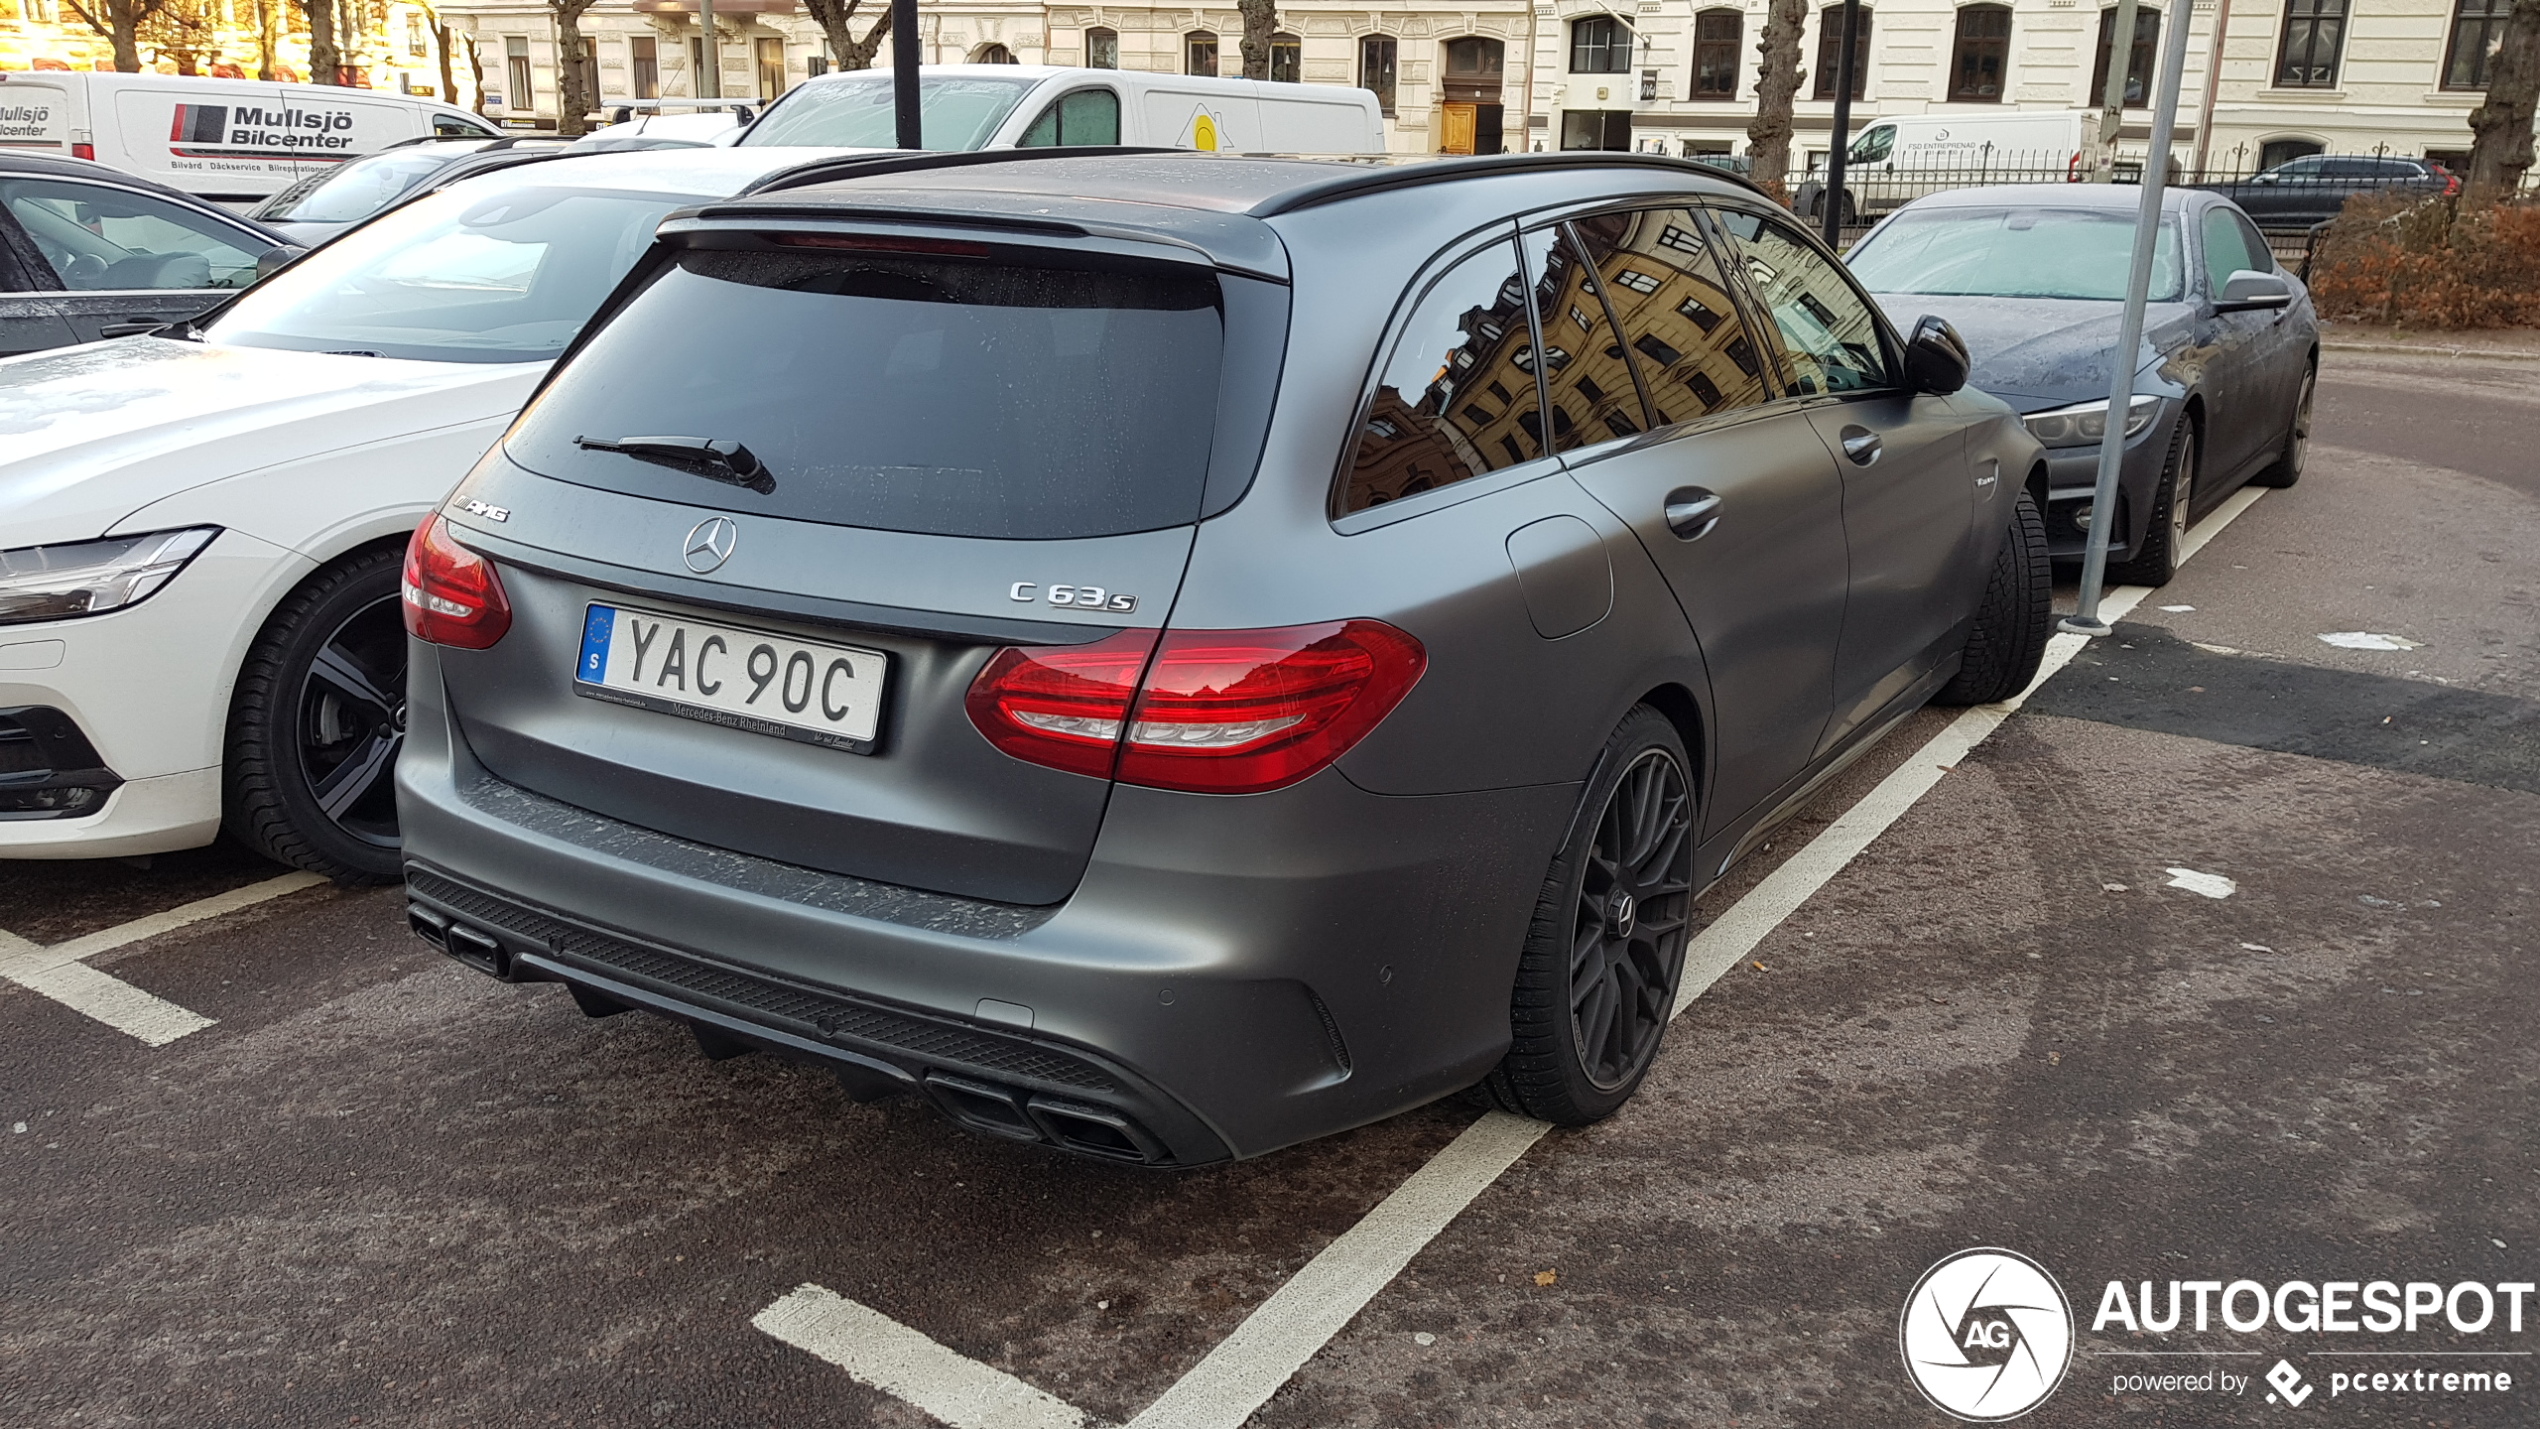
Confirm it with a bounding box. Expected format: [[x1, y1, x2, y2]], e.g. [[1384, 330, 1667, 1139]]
[[1486, 706, 1698, 1124], [226, 547, 408, 882]]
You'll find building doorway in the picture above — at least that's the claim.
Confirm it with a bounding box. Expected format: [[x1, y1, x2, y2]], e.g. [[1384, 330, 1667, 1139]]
[[1438, 36, 1504, 155], [756, 37, 785, 99]]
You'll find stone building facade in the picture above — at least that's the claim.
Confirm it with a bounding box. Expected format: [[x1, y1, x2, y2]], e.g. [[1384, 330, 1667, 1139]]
[[426, 0, 2528, 168]]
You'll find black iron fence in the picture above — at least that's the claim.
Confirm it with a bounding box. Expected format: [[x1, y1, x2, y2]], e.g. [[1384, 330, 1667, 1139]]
[[1789, 149, 2521, 265]]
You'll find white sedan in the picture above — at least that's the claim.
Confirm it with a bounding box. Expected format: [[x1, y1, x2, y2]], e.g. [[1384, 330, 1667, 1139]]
[[0, 145, 850, 879]]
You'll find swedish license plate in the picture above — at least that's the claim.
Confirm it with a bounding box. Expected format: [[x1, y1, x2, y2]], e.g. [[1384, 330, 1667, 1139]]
[[574, 604, 887, 753]]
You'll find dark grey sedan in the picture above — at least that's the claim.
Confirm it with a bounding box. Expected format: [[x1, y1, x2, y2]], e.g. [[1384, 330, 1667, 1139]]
[[0, 153, 294, 356], [398, 151, 2050, 1164], [1846, 184, 2317, 586]]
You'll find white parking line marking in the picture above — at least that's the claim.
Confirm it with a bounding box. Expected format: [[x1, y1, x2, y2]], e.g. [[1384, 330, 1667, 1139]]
[[761, 491, 2274, 1429], [1123, 1111, 1550, 1429], [0, 871, 323, 1045], [755, 1285, 1091, 1429]]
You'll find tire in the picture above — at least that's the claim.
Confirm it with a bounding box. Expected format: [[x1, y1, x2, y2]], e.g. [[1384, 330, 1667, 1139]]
[[1484, 707, 1698, 1125], [2251, 362, 2313, 489], [2107, 418, 2196, 589], [224, 547, 408, 883], [1936, 490, 2051, 706]]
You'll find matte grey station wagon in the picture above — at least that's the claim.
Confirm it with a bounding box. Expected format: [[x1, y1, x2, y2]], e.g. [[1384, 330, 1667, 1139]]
[[397, 151, 2051, 1165]]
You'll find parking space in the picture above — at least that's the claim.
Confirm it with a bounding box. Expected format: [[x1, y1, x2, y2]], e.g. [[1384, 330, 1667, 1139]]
[[4, 357, 2535, 1427]]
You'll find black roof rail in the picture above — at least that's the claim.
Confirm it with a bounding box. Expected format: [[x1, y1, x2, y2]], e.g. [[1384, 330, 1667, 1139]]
[[739, 145, 1184, 197], [1247, 150, 1772, 216]]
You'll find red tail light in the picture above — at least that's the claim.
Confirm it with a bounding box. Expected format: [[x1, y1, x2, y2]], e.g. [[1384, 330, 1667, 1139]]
[[72, 142, 95, 161], [964, 628, 1159, 779], [401, 515, 512, 649], [966, 620, 1426, 794]]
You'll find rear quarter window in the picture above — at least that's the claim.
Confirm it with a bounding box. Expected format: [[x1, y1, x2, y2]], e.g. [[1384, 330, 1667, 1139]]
[[506, 247, 1229, 540]]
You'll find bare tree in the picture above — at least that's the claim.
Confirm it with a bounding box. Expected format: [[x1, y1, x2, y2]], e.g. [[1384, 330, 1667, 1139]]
[[139, 0, 220, 73], [2465, 0, 2540, 201], [1237, 0, 1276, 80], [802, 0, 892, 72], [300, 0, 343, 84], [253, 0, 280, 80], [417, 2, 459, 104], [551, 0, 599, 135], [1745, 0, 1808, 197], [62, 0, 172, 73], [468, 31, 492, 116]]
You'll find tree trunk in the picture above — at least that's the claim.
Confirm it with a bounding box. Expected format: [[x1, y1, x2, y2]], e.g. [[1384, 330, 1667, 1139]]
[[552, 0, 597, 136], [469, 33, 491, 115], [2465, 0, 2540, 202], [302, 0, 342, 84], [256, 0, 279, 80], [1746, 0, 1808, 197], [803, 0, 888, 72], [111, 7, 144, 71], [1237, 0, 1276, 81]]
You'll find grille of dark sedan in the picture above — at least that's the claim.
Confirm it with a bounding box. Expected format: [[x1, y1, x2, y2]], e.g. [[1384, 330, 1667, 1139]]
[[405, 869, 1116, 1091]]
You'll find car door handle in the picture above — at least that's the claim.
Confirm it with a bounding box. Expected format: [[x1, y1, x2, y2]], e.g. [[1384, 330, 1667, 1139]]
[[1839, 425, 1882, 466], [98, 321, 163, 338], [1663, 487, 1723, 541]]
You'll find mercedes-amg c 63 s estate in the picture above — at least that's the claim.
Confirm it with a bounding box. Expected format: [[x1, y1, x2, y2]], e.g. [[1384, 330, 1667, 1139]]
[[396, 150, 2050, 1165]]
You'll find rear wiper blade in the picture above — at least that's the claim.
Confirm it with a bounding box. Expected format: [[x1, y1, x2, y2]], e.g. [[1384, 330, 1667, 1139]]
[[574, 434, 776, 494]]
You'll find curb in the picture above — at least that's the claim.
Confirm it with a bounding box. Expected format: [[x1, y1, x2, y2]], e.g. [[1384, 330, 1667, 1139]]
[[2322, 339, 2540, 362]]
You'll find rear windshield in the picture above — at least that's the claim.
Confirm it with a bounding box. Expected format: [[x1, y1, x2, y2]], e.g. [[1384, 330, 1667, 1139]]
[[259, 145, 473, 223], [1845, 207, 2184, 303], [738, 74, 1039, 150], [505, 247, 1226, 539]]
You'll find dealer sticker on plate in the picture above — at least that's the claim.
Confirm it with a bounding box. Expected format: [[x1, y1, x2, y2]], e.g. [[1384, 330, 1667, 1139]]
[[574, 603, 887, 753]]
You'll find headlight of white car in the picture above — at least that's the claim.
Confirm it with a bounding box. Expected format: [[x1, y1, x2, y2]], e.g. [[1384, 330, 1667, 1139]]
[[0, 528, 219, 625], [2022, 394, 2162, 448]]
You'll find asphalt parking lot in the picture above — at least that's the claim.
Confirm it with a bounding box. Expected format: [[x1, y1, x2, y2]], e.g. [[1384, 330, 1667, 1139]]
[[3, 344, 2534, 1428]]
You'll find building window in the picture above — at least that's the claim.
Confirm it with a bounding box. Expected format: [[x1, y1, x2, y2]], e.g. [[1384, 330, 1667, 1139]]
[[1271, 32, 1301, 82], [977, 43, 1016, 64], [1360, 35, 1398, 114], [2091, 6, 2159, 106], [505, 35, 532, 109], [1571, 15, 1633, 74], [2442, 0, 2510, 90], [2257, 136, 2325, 169], [754, 38, 784, 97], [2273, 0, 2346, 89], [405, 14, 427, 57], [1186, 31, 1219, 77], [1812, 6, 1871, 101], [1560, 111, 1633, 150], [1948, 5, 2011, 102], [808, 52, 829, 78], [1085, 27, 1119, 68], [631, 35, 659, 99], [1693, 9, 1742, 98]]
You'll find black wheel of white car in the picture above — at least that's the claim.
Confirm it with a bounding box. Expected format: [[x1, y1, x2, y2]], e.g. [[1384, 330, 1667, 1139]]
[[2253, 362, 2313, 489], [1485, 707, 1696, 1125], [1937, 490, 2051, 705], [225, 547, 407, 883], [2108, 419, 2195, 589]]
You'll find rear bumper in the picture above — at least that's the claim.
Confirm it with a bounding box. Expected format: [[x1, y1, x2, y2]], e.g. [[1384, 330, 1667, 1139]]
[[396, 647, 1573, 1163]]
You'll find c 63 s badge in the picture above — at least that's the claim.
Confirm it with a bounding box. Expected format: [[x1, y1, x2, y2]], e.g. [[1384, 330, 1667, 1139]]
[[1011, 582, 1137, 614]]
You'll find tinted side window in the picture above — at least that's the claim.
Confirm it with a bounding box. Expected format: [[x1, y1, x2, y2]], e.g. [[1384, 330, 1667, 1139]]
[[1339, 238, 1543, 514], [2201, 206, 2264, 293], [0, 178, 264, 291], [2231, 212, 2276, 275], [1710, 208, 1893, 396], [1542, 209, 1772, 435], [1017, 88, 1121, 146], [1522, 221, 1653, 452]]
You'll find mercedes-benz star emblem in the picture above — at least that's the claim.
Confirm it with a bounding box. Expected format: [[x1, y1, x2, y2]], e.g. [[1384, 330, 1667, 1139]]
[[682, 517, 738, 574]]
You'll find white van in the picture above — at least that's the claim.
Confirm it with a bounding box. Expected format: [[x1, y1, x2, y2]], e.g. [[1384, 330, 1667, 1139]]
[[739, 65, 1385, 155], [0, 71, 498, 201], [1803, 110, 2104, 223]]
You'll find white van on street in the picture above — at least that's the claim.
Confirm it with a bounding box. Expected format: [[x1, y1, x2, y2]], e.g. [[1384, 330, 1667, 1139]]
[[0, 71, 498, 201], [1801, 110, 2134, 223], [738, 65, 1385, 155]]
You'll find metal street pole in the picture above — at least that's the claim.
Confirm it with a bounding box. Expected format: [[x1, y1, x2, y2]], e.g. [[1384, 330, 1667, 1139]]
[[697, 0, 719, 100], [892, 0, 920, 148], [2092, 0, 2138, 181], [1821, 0, 1861, 247], [2062, 0, 2195, 637]]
